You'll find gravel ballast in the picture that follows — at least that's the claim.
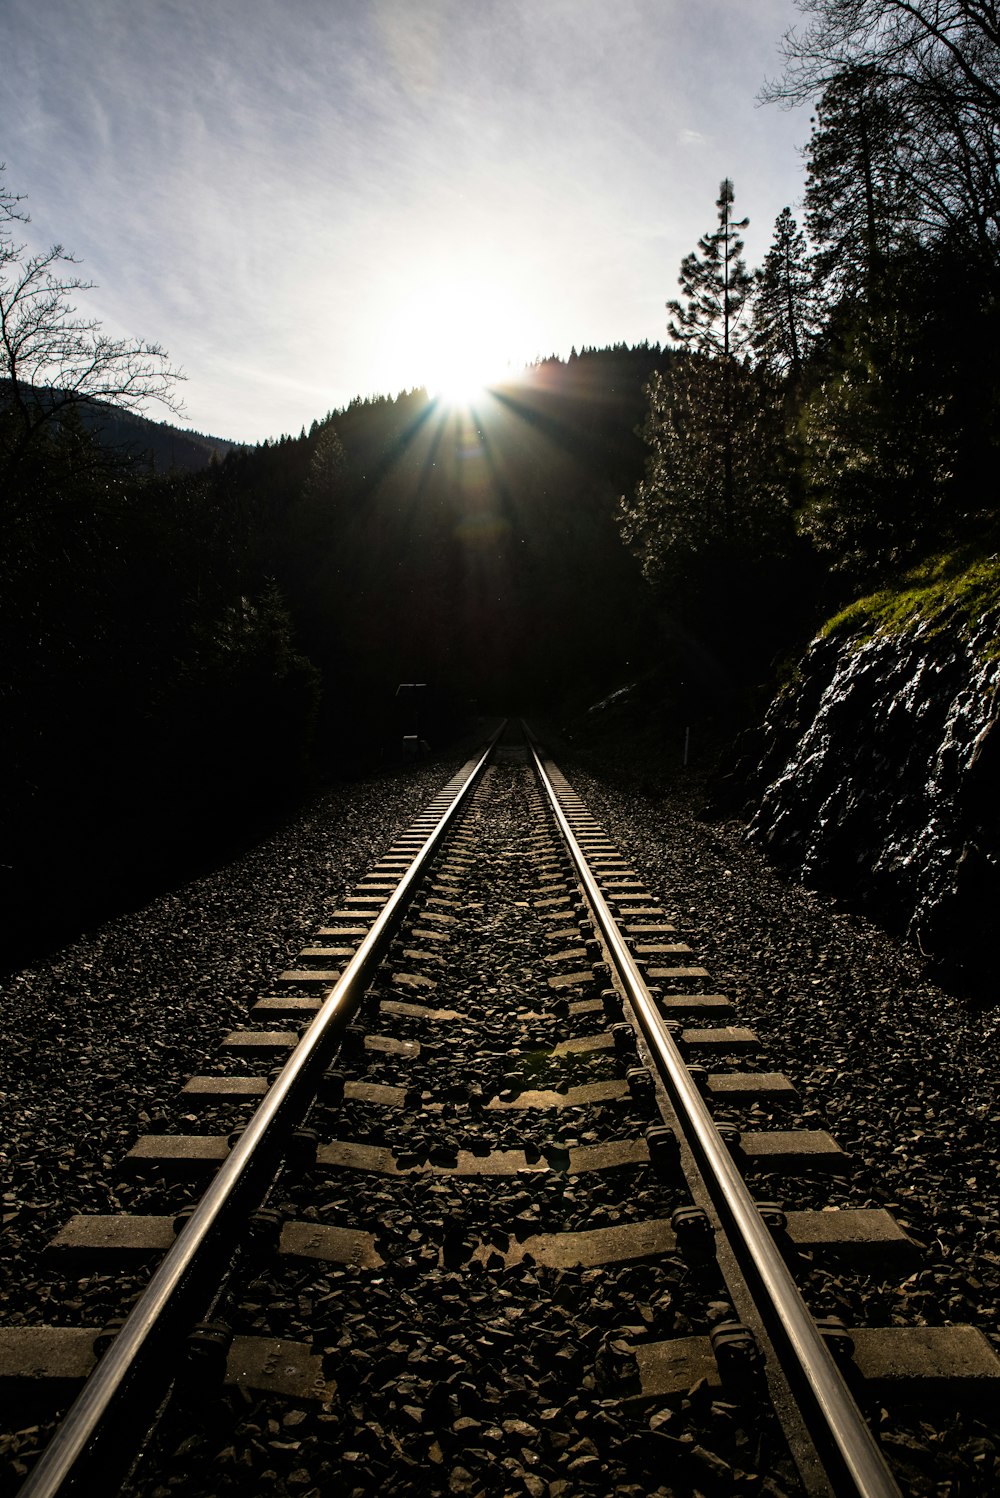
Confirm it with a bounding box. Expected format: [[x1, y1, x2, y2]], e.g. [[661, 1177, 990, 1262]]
[[0, 760, 466, 1324], [561, 744, 1000, 1490], [3, 733, 999, 1493], [118, 748, 800, 1497]]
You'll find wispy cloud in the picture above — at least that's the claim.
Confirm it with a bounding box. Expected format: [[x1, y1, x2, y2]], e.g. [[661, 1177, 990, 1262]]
[[4, 0, 809, 440]]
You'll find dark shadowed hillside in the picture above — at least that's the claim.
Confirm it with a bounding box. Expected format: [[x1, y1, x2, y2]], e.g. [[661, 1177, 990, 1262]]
[[79, 401, 238, 471], [1, 345, 669, 968], [0, 382, 237, 471]]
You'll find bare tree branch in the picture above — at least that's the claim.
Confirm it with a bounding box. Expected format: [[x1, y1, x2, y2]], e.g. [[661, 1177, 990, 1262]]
[[1, 167, 185, 481]]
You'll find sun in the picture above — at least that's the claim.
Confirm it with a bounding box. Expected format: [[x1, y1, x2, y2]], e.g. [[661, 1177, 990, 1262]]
[[393, 273, 532, 406], [431, 353, 497, 407]]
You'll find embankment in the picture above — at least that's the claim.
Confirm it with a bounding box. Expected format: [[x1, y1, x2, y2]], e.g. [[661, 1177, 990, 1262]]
[[721, 557, 1000, 986]]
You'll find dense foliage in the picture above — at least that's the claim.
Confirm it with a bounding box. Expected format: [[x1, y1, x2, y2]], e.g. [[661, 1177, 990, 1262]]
[[620, 0, 1000, 670]]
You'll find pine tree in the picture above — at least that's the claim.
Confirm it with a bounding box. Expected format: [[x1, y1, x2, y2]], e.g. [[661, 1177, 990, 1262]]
[[622, 180, 794, 602], [667, 178, 753, 359], [803, 65, 914, 301], [663, 180, 754, 532], [303, 420, 346, 505], [622, 355, 785, 576], [751, 208, 816, 379], [619, 351, 793, 680], [764, 3, 1000, 259]]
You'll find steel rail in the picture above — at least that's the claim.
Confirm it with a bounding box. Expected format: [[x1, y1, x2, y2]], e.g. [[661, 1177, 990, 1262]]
[[527, 735, 901, 1498], [19, 725, 505, 1498]]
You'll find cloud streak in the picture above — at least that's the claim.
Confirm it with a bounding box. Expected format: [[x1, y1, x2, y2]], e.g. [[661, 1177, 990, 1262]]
[[5, 0, 810, 441]]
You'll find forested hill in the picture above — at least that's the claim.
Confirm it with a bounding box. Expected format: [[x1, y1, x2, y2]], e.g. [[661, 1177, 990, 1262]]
[[0, 380, 236, 472], [334, 343, 665, 500], [211, 341, 670, 713], [82, 402, 237, 472], [1, 342, 670, 966]]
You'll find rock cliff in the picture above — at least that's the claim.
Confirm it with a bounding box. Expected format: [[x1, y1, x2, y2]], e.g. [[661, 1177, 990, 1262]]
[[729, 606, 1000, 985]]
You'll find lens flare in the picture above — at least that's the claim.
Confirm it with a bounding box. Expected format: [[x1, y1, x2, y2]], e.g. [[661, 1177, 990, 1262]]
[[393, 273, 531, 406]]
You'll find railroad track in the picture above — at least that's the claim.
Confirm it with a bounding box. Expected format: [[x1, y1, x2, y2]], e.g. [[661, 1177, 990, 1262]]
[[3, 722, 999, 1496]]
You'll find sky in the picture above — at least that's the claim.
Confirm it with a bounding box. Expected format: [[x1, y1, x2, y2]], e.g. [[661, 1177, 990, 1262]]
[[3, 0, 813, 444]]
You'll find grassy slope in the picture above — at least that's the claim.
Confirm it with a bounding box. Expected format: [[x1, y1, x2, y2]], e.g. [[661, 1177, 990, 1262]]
[[820, 543, 1000, 659]]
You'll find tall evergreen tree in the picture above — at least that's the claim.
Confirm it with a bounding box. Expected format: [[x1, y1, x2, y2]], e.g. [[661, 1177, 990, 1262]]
[[621, 178, 796, 647], [667, 178, 753, 359], [765, 1, 1000, 257], [302, 419, 346, 505], [794, 243, 1000, 578], [752, 207, 817, 378], [665, 179, 754, 533], [803, 65, 914, 299]]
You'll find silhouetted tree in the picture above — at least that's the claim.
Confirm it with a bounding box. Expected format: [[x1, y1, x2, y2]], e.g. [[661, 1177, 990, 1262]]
[[751, 207, 817, 379], [657, 181, 754, 534], [621, 354, 789, 588], [753, 8, 1000, 578], [765, 2, 1000, 257], [618, 180, 814, 679], [766, 1, 1000, 115], [668, 178, 753, 359], [0, 168, 183, 495], [803, 66, 915, 300], [794, 244, 1000, 577], [303, 418, 346, 503]]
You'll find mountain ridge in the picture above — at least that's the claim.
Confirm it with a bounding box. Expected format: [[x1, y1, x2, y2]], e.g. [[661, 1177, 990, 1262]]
[[0, 379, 239, 471]]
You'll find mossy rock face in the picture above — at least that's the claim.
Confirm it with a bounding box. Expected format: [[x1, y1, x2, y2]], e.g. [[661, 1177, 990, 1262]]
[[740, 549, 1000, 986], [820, 547, 1000, 662]]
